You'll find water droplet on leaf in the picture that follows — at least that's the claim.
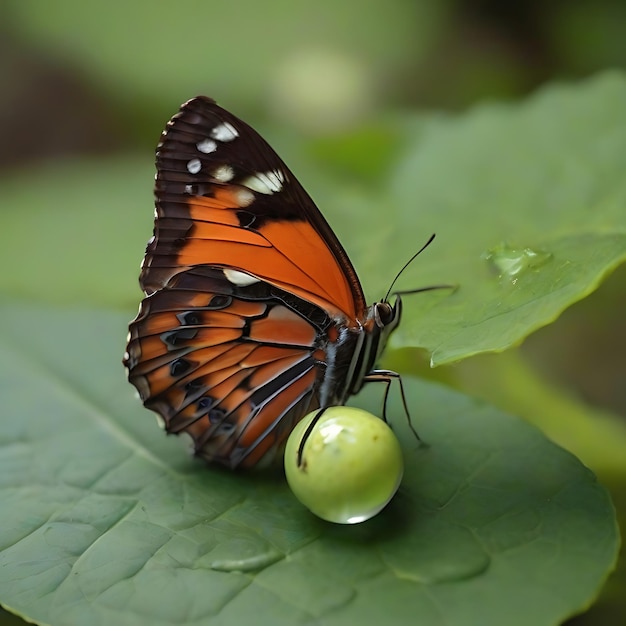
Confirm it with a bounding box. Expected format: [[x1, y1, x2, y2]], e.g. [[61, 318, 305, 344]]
[[484, 243, 552, 281]]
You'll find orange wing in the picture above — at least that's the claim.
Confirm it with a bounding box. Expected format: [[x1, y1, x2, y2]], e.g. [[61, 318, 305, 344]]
[[140, 96, 366, 324], [125, 267, 336, 469]]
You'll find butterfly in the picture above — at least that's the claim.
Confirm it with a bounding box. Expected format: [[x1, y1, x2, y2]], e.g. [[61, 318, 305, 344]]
[[124, 96, 406, 469]]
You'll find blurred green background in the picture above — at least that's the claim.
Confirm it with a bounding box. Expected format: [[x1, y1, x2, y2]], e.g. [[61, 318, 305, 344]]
[[1, 1, 625, 625]]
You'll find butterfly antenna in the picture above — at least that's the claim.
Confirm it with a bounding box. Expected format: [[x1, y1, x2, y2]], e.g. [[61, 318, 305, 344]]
[[384, 233, 437, 302]]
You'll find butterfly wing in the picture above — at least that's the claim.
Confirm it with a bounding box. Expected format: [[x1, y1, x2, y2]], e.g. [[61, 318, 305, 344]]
[[125, 97, 369, 468], [126, 267, 341, 468], [142, 96, 366, 322]]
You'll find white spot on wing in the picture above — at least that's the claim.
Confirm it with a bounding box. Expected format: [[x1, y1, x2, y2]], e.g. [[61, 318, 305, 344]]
[[235, 188, 255, 207], [223, 269, 261, 286], [197, 138, 217, 153], [187, 158, 202, 174], [242, 170, 285, 195], [212, 164, 235, 182], [210, 122, 239, 142]]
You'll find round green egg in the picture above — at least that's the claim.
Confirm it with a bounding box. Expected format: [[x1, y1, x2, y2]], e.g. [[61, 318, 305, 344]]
[[284, 407, 404, 524]]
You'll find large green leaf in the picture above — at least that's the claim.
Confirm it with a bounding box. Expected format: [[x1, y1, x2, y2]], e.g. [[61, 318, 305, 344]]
[[0, 302, 618, 626], [380, 71, 626, 364]]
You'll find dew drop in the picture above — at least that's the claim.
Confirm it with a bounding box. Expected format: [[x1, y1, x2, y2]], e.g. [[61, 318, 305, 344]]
[[483, 243, 552, 281]]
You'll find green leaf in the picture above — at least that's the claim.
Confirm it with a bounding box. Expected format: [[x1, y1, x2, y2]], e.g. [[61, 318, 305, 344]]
[[382, 71, 626, 364], [0, 302, 618, 626]]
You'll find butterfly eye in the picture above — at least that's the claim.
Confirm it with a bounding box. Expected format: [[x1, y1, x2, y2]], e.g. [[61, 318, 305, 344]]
[[375, 302, 395, 326]]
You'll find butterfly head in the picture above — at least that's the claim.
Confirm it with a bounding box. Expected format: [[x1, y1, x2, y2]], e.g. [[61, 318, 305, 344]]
[[371, 295, 402, 360]]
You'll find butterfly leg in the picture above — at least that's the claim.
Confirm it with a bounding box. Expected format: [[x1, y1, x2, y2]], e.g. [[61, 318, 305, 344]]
[[363, 370, 422, 443], [297, 406, 330, 468]]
